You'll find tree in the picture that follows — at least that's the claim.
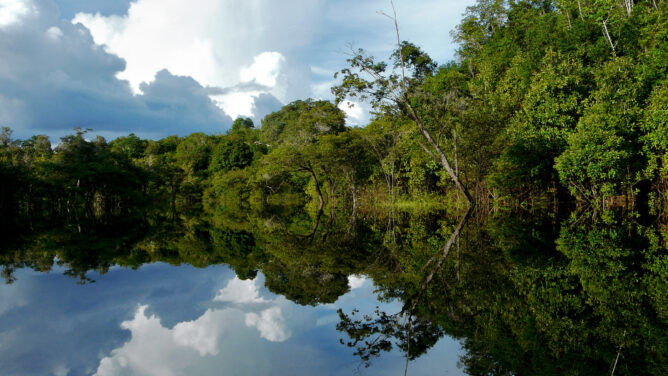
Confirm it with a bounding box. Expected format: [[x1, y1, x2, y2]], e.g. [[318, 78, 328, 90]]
[[332, 2, 473, 204], [259, 100, 346, 208], [1, 127, 12, 147], [230, 117, 255, 133]]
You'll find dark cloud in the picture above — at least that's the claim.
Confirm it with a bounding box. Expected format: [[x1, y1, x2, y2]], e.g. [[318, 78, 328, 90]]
[[250, 93, 284, 124], [0, 0, 233, 139]]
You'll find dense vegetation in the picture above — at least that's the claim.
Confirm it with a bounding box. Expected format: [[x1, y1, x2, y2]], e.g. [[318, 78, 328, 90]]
[[0, 195, 665, 374], [1, 0, 666, 227]]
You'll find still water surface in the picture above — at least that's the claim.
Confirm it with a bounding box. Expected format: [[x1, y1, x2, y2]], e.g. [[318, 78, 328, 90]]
[[0, 264, 463, 375], [0, 207, 666, 375]]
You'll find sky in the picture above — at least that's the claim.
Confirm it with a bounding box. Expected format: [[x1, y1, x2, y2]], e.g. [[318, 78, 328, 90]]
[[0, 0, 474, 140]]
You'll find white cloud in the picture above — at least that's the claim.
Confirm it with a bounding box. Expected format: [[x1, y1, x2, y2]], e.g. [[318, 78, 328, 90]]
[[72, 0, 323, 90], [338, 101, 367, 126], [213, 276, 267, 304], [172, 309, 225, 356], [244, 306, 290, 342], [0, 0, 474, 138], [347, 275, 368, 290], [95, 305, 194, 376], [72, 0, 318, 120], [45, 25, 61, 39], [211, 92, 257, 120], [240, 52, 286, 91], [211, 51, 287, 119], [0, 0, 32, 28]]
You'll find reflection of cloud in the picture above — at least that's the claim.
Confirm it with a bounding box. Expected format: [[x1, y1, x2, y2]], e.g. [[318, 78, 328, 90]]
[[347, 275, 368, 290], [96, 305, 194, 376], [173, 309, 224, 356], [214, 276, 267, 304], [0, 286, 28, 316], [245, 307, 290, 342], [2, 264, 455, 376], [96, 275, 292, 375]]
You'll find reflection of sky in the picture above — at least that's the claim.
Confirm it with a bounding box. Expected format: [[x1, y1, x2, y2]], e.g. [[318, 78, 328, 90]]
[[0, 264, 465, 376]]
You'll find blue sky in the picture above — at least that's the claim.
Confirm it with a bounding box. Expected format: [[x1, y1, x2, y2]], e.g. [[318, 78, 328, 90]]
[[0, 0, 475, 140]]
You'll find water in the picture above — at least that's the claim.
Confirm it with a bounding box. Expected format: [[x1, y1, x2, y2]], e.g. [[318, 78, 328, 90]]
[[0, 264, 464, 375], [0, 206, 666, 375]]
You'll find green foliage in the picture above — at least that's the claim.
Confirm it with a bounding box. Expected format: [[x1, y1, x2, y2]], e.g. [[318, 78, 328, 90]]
[[260, 99, 345, 146], [175, 132, 211, 174], [209, 139, 253, 173], [555, 57, 645, 200], [109, 133, 147, 160]]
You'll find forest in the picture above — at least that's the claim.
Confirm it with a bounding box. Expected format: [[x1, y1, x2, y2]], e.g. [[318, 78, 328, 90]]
[[0, 0, 666, 230]]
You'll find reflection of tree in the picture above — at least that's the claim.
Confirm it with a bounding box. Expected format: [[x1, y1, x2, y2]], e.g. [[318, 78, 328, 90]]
[[2, 196, 666, 375], [337, 307, 443, 369], [256, 207, 377, 306], [452, 211, 667, 375], [337, 208, 471, 372], [337, 208, 667, 375]]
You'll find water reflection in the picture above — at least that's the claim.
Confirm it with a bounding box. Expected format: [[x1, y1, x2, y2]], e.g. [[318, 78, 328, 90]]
[[0, 264, 463, 376], [0, 203, 666, 375]]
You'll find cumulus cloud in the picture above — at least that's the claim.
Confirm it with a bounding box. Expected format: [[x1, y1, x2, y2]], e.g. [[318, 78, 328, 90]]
[[338, 101, 368, 126], [244, 306, 290, 342], [213, 276, 267, 304], [0, 0, 33, 28], [70, 0, 470, 129], [240, 52, 286, 91], [72, 0, 320, 92], [1, 0, 472, 138], [0, 0, 233, 138], [95, 305, 201, 376], [210, 51, 288, 120], [347, 275, 368, 290], [72, 0, 317, 122]]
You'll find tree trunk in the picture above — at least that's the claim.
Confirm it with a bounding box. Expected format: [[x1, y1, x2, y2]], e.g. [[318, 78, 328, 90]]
[[307, 162, 324, 211], [351, 182, 357, 213], [405, 207, 472, 314], [388, 1, 472, 206], [328, 178, 335, 207], [602, 19, 616, 57], [453, 128, 459, 178], [410, 106, 473, 205]]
